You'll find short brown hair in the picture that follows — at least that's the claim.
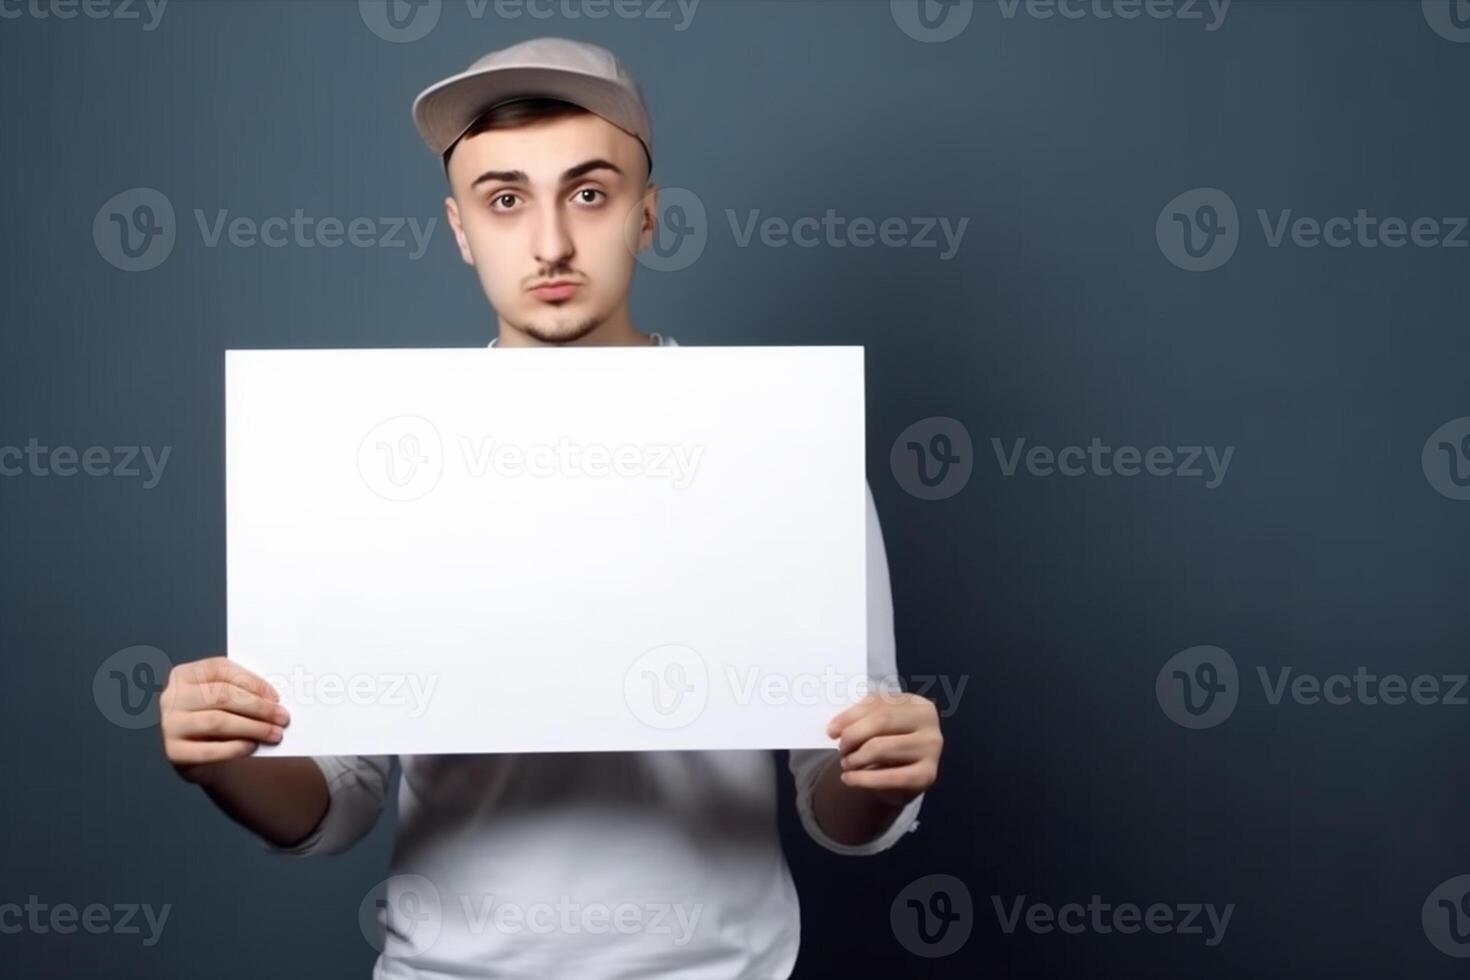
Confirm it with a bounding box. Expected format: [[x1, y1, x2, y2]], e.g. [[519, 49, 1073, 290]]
[[442, 97, 651, 182]]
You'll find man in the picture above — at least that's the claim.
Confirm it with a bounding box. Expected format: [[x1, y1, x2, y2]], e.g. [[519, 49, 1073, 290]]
[[160, 37, 944, 979]]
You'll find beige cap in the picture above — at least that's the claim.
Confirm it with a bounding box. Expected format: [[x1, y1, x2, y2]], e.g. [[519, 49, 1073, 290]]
[[411, 37, 653, 174]]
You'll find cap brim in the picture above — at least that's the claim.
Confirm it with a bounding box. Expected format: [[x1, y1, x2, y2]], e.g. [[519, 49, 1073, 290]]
[[411, 66, 647, 161]]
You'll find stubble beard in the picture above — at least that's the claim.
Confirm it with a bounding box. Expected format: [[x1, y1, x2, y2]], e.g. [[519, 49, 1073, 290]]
[[511, 308, 606, 346]]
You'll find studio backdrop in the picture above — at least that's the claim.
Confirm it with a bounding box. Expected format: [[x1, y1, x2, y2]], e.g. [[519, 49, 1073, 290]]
[[1, 1, 1468, 977]]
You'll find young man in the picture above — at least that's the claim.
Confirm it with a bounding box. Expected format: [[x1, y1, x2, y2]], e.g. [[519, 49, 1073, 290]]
[[160, 37, 943, 979]]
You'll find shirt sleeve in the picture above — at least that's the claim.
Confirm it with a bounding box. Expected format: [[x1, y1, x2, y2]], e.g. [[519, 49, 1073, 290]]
[[788, 480, 925, 856], [259, 754, 394, 858]]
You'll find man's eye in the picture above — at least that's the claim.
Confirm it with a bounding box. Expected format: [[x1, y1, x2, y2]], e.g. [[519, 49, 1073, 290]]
[[489, 193, 519, 211], [574, 188, 606, 206]]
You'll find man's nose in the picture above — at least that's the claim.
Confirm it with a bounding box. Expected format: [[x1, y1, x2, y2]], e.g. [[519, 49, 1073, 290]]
[[532, 203, 575, 269]]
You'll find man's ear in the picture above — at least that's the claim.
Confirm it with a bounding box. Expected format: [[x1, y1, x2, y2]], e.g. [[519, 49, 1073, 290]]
[[444, 194, 475, 266], [631, 182, 659, 254]]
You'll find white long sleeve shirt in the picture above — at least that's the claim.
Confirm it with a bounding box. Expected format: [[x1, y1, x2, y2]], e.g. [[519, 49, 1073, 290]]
[[260, 333, 924, 979]]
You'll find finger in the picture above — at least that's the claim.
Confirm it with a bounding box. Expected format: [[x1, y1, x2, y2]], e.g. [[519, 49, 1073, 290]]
[[838, 760, 936, 793], [825, 694, 880, 738], [837, 705, 920, 755], [840, 733, 930, 771], [172, 658, 279, 702], [171, 682, 289, 724], [170, 739, 260, 766], [170, 710, 283, 745]]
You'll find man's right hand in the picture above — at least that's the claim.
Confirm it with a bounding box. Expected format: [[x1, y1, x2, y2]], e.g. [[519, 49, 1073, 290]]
[[159, 657, 290, 786]]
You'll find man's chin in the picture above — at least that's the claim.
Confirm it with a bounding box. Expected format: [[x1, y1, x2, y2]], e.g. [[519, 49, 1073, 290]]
[[513, 310, 604, 346]]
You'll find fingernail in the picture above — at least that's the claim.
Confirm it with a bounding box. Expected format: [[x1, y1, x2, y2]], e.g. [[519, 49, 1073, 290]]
[[269, 727, 284, 742], [274, 708, 290, 725], [268, 687, 281, 702]]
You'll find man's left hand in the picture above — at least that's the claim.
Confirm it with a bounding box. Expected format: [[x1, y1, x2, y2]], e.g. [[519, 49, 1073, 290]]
[[825, 692, 943, 808]]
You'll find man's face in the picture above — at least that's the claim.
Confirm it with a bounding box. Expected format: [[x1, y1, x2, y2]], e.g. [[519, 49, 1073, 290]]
[[443, 111, 655, 345]]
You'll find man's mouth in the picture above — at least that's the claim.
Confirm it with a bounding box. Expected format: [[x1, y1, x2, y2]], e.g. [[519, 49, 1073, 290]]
[[529, 281, 581, 302]]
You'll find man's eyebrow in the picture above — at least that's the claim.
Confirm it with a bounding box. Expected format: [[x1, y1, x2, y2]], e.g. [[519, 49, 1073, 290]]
[[470, 158, 624, 190]]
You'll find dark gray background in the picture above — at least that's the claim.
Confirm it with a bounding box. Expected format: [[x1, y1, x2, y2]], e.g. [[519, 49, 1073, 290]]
[[2, 0, 1468, 976]]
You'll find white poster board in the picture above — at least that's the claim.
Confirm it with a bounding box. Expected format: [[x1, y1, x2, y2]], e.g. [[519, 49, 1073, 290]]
[[225, 345, 867, 755]]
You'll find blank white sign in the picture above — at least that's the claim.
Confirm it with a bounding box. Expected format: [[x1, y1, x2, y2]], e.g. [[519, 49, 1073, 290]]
[[226, 346, 867, 756]]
